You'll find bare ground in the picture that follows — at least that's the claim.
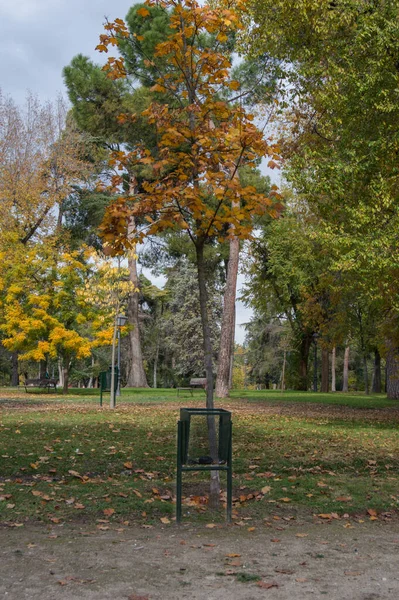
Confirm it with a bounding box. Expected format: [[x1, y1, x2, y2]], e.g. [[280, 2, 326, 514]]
[[1, 519, 399, 600]]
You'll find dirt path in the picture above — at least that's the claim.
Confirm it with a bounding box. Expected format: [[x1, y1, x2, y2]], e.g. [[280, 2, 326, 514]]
[[1, 519, 398, 600]]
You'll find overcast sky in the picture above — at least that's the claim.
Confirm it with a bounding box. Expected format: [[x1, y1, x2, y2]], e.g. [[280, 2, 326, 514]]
[[1, 0, 255, 344]]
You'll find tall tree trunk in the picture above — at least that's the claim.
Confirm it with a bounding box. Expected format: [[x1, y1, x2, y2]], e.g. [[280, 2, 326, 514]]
[[196, 241, 219, 506], [298, 334, 312, 390], [153, 339, 159, 389], [281, 350, 286, 391], [363, 354, 369, 395], [126, 227, 148, 388], [331, 346, 336, 392], [342, 346, 350, 392], [228, 306, 236, 390], [386, 343, 399, 399], [88, 354, 95, 389], [58, 357, 64, 389], [110, 315, 118, 408], [216, 236, 239, 398], [11, 351, 19, 386], [321, 347, 329, 392], [39, 359, 47, 379], [62, 355, 69, 395], [371, 349, 382, 393]]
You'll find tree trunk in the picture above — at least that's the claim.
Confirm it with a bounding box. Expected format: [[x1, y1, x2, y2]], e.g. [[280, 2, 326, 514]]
[[228, 306, 236, 390], [321, 347, 329, 393], [126, 232, 148, 388], [39, 359, 47, 379], [58, 357, 64, 389], [216, 236, 239, 398], [110, 315, 118, 408], [62, 356, 69, 395], [371, 349, 382, 393], [196, 241, 219, 506], [11, 351, 19, 386], [281, 350, 286, 391], [331, 346, 336, 392], [88, 354, 95, 389], [298, 334, 312, 390], [363, 354, 369, 395], [153, 340, 159, 389], [342, 346, 350, 392], [386, 344, 399, 399]]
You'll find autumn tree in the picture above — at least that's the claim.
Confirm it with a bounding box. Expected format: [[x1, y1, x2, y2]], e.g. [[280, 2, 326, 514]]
[[0, 91, 95, 386], [97, 0, 279, 409]]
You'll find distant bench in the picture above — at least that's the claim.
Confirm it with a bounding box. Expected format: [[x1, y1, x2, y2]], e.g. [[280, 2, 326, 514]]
[[24, 378, 58, 393], [177, 378, 207, 397]]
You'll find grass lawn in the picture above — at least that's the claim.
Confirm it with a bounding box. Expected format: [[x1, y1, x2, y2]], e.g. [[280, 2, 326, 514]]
[[1, 386, 399, 527]]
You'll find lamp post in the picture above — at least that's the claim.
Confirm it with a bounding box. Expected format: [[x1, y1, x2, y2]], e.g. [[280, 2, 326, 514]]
[[116, 314, 128, 397], [313, 333, 319, 392]]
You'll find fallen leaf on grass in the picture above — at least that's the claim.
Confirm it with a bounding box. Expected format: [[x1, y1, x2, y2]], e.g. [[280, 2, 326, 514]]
[[225, 553, 241, 558], [336, 496, 352, 502], [248, 527, 255, 532], [132, 489, 142, 498], [295, 533, 308, 538], [318, 514, 332, 520], [344, 571, 363, 577], [205, 523, 217, 528], [295, 577, 307, 583], [270, 538, 281, 543], [103, 508, 115, 517], [160, 517, 170, 524], [279, 497, 291, 503], [261, 486, 271, 494], [257, 580, 279, 589], [367, 508, 378, 517]]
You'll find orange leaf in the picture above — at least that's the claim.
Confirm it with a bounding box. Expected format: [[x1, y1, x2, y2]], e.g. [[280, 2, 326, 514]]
[[103, 508, 115, 516], [137, 7, 150, 17]]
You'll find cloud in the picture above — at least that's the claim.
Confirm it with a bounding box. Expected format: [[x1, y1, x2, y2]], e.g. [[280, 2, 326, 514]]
[[0, 0, 133, 104]]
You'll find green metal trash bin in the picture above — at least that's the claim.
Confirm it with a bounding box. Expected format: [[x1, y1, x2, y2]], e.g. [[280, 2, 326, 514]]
[[176, 407, 232, 523]]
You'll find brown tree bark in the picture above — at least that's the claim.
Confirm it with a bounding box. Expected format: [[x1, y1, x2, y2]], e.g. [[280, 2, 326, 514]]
[[62, 355, 69, 395], [331, 346, 336, 392], [371, 349, 382, 393], [386, 344, 399, 399], [342, 346, 350, 392], [216, 235, 239, 398], [11, 352, 19, 386], [321, 347, 329, 392], [196, 241, 219, 506], [298, 334, 312, 390], [126, 221, 148, 388]]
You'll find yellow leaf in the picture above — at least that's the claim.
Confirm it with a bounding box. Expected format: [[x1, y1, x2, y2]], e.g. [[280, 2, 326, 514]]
[[137, 7, 150, 17]]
